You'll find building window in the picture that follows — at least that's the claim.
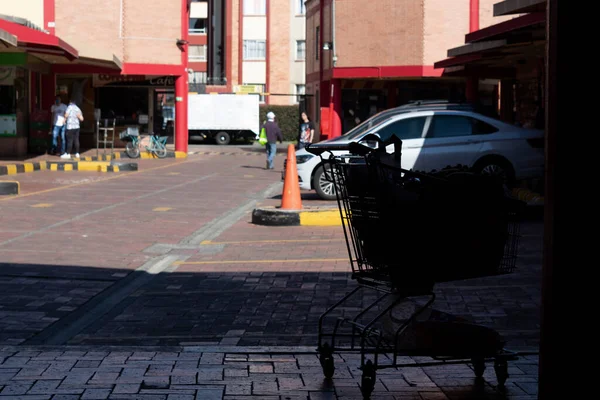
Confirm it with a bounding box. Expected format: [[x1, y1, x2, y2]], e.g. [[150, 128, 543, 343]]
[[244, 0, 266, 15], [190, 72, 207, 84], [296, 84, 305, 103], [296, 40, 306, 60], [189, 18, 207, 34], [315, 26, 319, 60], [189, 45, 207, 61], [243, 40, 266, 60], [296, 0, 306, 15]]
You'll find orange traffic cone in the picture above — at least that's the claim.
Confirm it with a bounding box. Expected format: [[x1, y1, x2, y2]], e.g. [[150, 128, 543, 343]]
[[281, 144, 303, 210]]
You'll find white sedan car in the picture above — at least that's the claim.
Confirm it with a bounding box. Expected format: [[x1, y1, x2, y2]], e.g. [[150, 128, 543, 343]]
[[286, 108, 544, 200]]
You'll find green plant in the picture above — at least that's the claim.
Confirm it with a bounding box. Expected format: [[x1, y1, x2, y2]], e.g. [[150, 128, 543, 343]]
[[259, 105, 300, 142]]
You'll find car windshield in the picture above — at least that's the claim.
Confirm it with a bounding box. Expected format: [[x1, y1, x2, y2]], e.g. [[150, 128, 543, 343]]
[[327, 110, 400, 142]]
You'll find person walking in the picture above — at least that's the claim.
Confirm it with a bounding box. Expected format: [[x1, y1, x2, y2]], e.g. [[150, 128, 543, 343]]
[[50, 95, 67, 155], [61, 99, 84, 159], [262, 111, 283, 169], [298, 111, 315, 149]]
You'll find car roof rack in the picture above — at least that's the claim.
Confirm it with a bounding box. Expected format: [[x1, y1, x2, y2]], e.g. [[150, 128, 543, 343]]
[[394, 101, 476, 111]]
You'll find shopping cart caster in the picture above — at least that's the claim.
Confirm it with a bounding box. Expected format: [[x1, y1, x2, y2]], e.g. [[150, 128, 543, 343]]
[[471, 357, 486, 378], [494, 359, 509, 387], [319, 343, 335, 379], [360, 360, 376, 399]]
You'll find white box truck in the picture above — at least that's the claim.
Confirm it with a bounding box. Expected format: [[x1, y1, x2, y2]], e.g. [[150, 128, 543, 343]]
[[188, 94, 260, 145]]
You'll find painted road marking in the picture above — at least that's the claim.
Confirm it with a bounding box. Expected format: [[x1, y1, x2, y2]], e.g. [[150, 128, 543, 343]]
[[200, 238, 343, 245], [244, 174, 254, 178], [31, 203, 53, 208], [153, 207, 173, 212], [174, 258, 347, 265], [0, 157, 203, 202], [167, 172, 180, 175]]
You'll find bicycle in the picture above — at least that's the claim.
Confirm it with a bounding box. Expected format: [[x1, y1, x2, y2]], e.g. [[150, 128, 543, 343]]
[[120, 127, 168, 159]]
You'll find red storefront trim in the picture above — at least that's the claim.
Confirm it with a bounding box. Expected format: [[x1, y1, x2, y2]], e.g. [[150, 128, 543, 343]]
[[225, 0, 233, 91], [0, 19, 77, 60], [238, 0, 243, 84], [43, 0, 55, 35], [321, 66, 444, 79], [465, 12, 545, 43], [121, 63, 185, 76]]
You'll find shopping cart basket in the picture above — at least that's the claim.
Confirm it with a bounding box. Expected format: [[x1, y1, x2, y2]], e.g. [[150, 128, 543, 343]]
[[306, 137, 532, 399]]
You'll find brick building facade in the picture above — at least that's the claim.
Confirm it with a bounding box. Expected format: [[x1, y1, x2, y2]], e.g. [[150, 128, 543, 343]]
[[305, 0, 514, 140], [0, 1, 308, 157]]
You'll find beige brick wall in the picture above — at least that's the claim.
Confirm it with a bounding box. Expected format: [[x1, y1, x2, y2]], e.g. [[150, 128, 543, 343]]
[[423, 0, 469, 65], [305, 2, 319, 79], [268, 0, 291, 105], [1, 0, 44, 29], [480, 0, 516, 29], [333, 0, 425, 68], [55, 0, 181, 65]]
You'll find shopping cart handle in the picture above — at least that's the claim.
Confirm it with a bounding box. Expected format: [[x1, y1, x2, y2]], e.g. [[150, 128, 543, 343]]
[[305, 143, 352, 155]]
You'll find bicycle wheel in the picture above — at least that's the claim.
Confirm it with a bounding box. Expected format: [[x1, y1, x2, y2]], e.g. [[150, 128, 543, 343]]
[[125, 140, 140, 158], [153, 140, 168, 158]]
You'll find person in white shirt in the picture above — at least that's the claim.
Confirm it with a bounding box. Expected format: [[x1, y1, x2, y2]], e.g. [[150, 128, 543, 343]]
[[50, 95, 67, 155], [61, 99, 84, 159]]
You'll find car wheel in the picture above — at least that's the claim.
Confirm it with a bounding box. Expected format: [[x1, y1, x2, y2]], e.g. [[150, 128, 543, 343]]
[[215, 132, 231, 145], [475, 158, 516, 187], [313, 165, 338, 200]]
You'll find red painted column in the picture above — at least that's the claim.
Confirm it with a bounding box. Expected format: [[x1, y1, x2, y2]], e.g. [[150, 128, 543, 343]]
[[329, 79, 342, 139], [175, 0, 189, 153], [469, 0, 480, 32], [466, 0, 480, 103], [43, 0, 56, 35]]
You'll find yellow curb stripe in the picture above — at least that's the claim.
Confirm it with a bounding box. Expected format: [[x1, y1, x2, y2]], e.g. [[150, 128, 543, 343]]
[[63, 164, 73, 171], [201, 238, 343, 245], [76, 161, 111, 171], [299, 210, 343, 226], [31, 203, 53, 208], [50, 164, 58, 171], [174, 258, 347, 265], [153, 207, 172, 212], [40, 162, 47, 170], [175, 151, 187, 159], [6, 165, 17, 175], [24, 163, 34, 173], [0, 157, 195, 202], [113, 165, 119, 172]]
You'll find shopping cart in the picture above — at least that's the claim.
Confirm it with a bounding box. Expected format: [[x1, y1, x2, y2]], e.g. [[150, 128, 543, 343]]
[[306, 136, 532, 399]]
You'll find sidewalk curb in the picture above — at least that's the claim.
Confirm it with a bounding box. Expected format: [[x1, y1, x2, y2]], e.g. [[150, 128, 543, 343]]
[[251, 206, 342, 226], [0, 160, 138, 176], [0, 181, 19, 195], [117, 150, 187, 160]]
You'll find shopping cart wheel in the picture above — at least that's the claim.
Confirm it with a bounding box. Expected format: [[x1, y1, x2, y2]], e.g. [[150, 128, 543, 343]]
[[472, 357, 486, 378], [319, 343, 335, 379], [360, 360, 376, 399], [494, 359, 509, 387]]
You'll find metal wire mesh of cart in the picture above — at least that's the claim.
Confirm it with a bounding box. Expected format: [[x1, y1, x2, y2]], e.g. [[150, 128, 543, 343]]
[[325, 150, 526, 292]]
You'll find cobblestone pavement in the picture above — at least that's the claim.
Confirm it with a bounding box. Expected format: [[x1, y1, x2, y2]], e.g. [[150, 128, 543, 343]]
[[0, 347, 539, 399], [0, 148, 542, 398]]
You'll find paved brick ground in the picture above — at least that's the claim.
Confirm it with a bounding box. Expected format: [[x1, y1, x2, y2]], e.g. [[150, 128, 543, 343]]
[[0, 347, 539, 399], [0, 146, 542, 398]]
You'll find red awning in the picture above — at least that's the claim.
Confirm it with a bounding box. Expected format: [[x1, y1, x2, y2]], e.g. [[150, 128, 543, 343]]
[[465, 12, 545, 43], [0, 18, 78, 60]]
